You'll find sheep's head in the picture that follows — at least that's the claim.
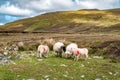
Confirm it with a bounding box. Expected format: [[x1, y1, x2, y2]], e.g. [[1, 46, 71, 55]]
[[62, 46, 66, 52]]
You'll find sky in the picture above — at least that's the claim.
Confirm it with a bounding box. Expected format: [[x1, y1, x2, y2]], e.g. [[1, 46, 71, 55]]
[[0, 0, 120, 25]]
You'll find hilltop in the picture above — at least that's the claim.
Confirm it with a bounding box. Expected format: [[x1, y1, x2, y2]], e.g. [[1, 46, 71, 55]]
[[0, 8, 120, 33]]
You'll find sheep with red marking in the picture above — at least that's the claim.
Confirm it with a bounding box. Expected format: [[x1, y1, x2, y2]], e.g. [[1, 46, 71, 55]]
[[73, 48, 88, 61], [65, 43, 78, 58], [53, 42, 65, 57], [37, 45, 49, 58]]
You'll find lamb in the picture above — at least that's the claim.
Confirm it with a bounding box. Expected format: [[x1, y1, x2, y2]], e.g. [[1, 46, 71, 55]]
[[37, 45, 49, 58], [65, 43, 78, 58], [73, 48, 88, 61], [53, 42, 66, 57]]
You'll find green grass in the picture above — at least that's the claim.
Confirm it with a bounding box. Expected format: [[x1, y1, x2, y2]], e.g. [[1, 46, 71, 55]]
[[25, 19, 50, 31], [1, 9, 120, 34], [0, 51, 120, 80]]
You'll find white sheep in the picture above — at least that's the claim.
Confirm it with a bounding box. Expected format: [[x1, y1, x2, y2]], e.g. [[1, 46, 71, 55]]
[[37, 45, 49, 58], [73, 48, 89, 61], [65, 43, 78, 58], [53, 42, 65, 57]]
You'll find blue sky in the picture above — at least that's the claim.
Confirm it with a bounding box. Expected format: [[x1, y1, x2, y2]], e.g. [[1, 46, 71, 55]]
[[0, 0, 120, 25]]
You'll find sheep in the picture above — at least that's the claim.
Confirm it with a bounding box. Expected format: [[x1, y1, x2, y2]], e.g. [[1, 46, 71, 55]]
[[37, 45, 49, 58], [53, 42, 66, 57], [65, 43, 78, 58], [73, 48, 88, 61]]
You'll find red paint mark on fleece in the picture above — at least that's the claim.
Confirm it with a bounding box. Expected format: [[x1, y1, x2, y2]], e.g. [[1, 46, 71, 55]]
[[76, 50, 80, 56], [43, 47, 46, 52]]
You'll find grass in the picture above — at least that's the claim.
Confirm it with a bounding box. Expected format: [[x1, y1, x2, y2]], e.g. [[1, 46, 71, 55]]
[[0, 33, 120, 80], [1, 9, 120, 34], [25, 19, 50, 31], [0, 51, 119, 80]]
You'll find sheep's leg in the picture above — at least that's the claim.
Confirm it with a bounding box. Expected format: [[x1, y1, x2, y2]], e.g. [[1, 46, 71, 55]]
[[66, 54, 68, 58], [57, 53, 59, 57], [37, 51, 40, 58], [59, 52, 62, 58], [85, 53, 88, 60], [54, 51, 59, 57], [74, 55, 79, 61], [46, 53, 48, 58], [74, 56, 77, 61], [76, 55, 79, 61], [74, 54, 77, 61], [40, 53, 42, 58], [44, 53, 48, 58]]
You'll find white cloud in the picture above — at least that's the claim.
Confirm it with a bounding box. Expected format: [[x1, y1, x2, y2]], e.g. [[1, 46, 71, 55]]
[[80, 1, 97, 9], [74, 0, 119, 9], [24, 0, 76, 12], [0, 2, 34, 16], [0, 0, 119, 17]]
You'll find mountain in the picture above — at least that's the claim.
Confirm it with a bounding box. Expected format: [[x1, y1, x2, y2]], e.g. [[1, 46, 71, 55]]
[[0, 8, 120, 33]]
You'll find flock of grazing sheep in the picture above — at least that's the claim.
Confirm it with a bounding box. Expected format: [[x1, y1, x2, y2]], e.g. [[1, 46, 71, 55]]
[[3, 38, 89, 61], [37, 40, 89, 61]]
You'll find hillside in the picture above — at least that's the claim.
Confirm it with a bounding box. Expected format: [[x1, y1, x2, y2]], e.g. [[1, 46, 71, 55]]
[[0, 9, 120, 33]]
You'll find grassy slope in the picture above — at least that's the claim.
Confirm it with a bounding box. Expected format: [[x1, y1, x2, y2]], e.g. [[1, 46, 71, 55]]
[[0, 9, 120, 33], [0, 52, 120, 80]]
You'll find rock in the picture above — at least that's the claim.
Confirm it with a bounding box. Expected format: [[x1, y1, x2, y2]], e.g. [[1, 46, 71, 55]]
[[95, 78, 101, 80], [44, 75, 50, 78], [93, 56, 103, 59], [60, 64, 67, 67], [0, 53, 15, 65], [81, 64, 85, 67], [63, 74, 68, 77], [108, 72, 113, 75], [81, 75, 85, 78], [38, 59, 43, 61], [26, 78, 35, 80]]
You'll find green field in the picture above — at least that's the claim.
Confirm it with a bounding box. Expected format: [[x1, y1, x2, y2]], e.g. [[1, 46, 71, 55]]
[[0, 33, 119, 80], [0, 51, 120, 80]]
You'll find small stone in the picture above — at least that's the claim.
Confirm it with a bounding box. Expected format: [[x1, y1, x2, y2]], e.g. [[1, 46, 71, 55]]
[[63, 74, 68, 77], [81, 75, 85, 78], [60, 64, 67, 67], [108, 72, 113, 75], [102, 76, 105, 78], [87, 62, 90, 64], [53, 64, 56, 66], [93, 56, 103, 59], [0, 53, 14, 65], [46, 78, 49, 80], [44, 75, 50, 78], [38, 59, 43, 61], [27, 78, 35, 80], [95, 78, 101, 80], [17, 75, 20, 77], [70, 77, 74, 79], [81, 64, 85, 67]]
